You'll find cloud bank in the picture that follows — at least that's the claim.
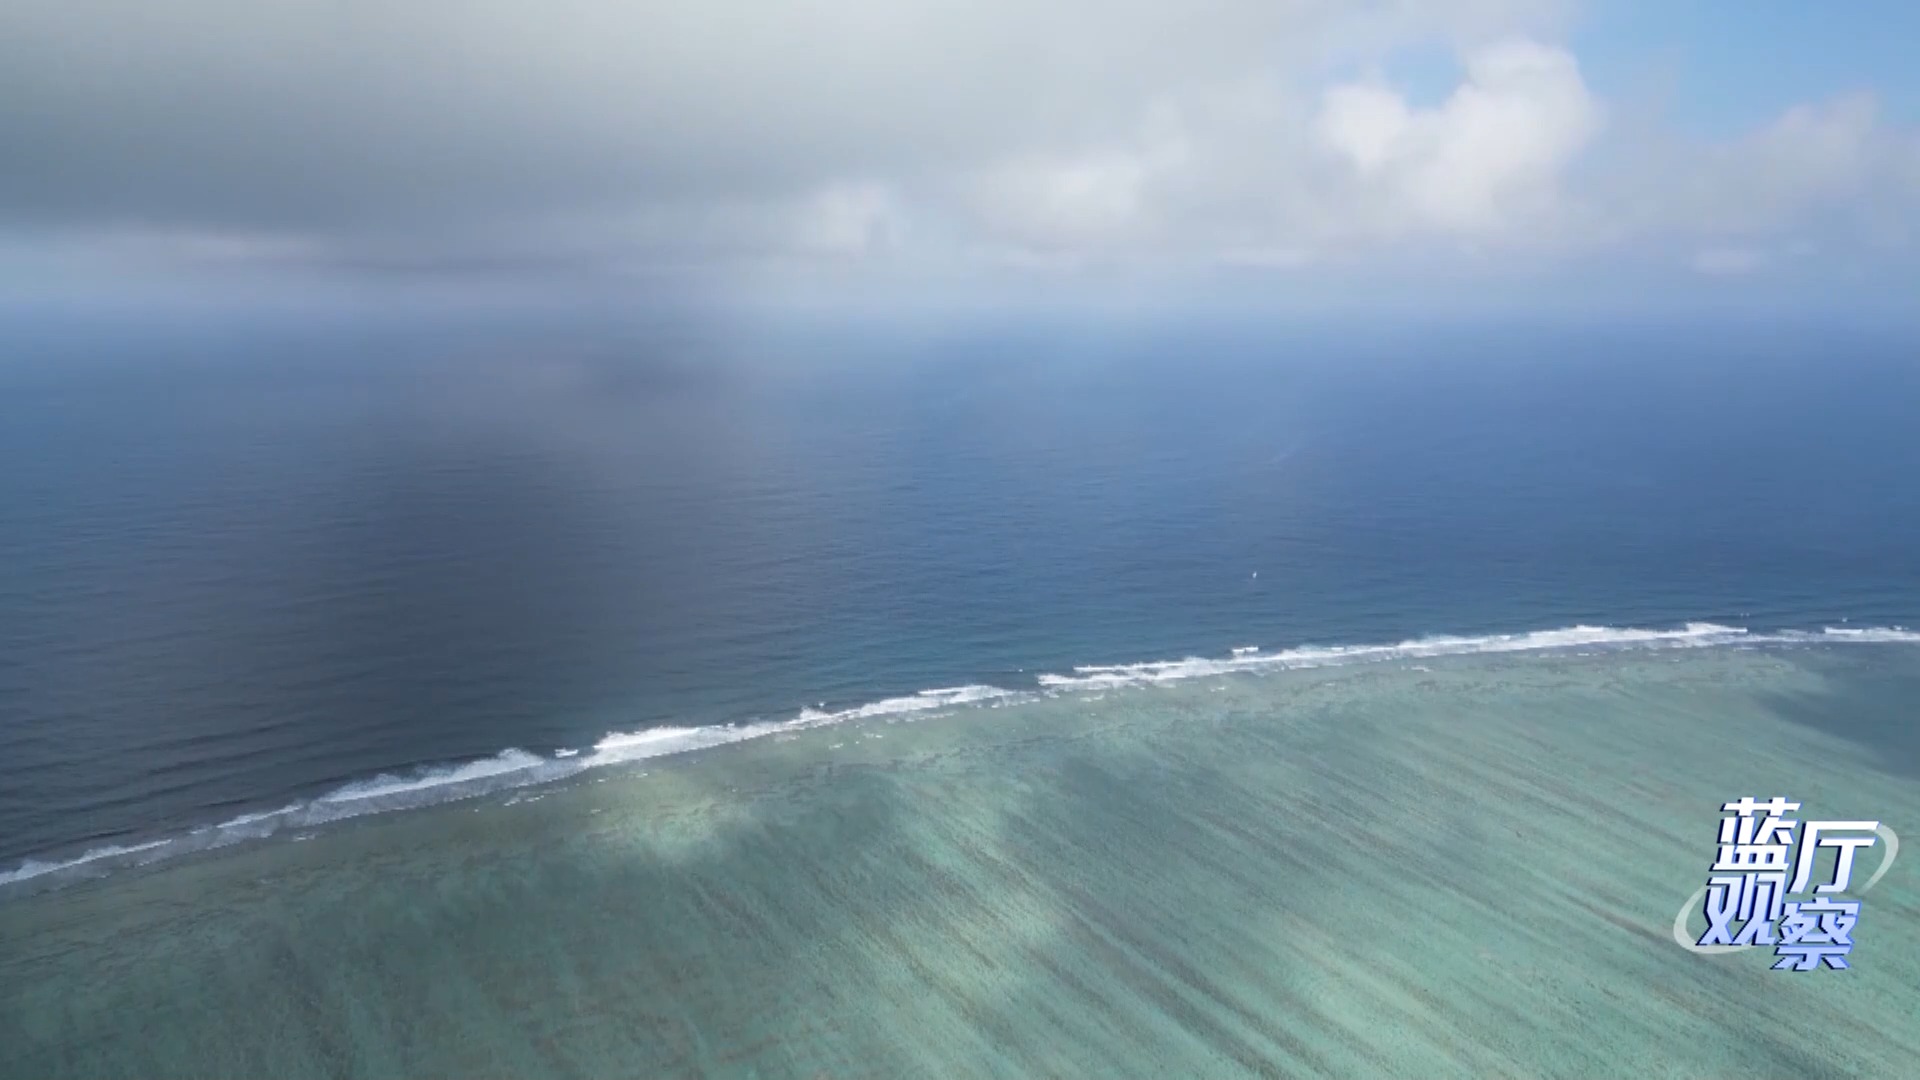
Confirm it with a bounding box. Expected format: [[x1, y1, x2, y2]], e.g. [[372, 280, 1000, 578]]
[[1, 0, 1915, 306]]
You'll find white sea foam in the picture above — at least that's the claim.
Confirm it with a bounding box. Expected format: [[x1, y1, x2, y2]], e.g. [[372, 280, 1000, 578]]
[[3, 622, 1915, 893], [588, 722, 793, 764], [219, 805, 300, 829], [794, 685, 1021, 723], [1036, 623, 1752, 690], [1818, 626, 1920, 642], [320, 749, 551, 806], [0, 840, 172, 886]]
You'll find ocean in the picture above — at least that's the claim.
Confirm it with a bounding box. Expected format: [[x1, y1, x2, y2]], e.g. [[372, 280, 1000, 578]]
[[2, 316, 1918, 1077]]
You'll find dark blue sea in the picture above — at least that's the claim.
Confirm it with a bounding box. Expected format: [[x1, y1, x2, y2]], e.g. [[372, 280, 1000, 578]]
[[7, 316, 1920, 1078], [2, 317, 1917, 872]]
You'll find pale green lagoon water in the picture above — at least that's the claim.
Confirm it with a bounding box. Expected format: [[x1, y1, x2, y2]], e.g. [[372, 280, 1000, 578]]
[[4, 644, 1919, 1079]]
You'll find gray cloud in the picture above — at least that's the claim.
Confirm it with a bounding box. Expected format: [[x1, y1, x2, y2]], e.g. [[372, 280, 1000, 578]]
[[0, 1, 1561, 226], [1, 0, 1913, 297]]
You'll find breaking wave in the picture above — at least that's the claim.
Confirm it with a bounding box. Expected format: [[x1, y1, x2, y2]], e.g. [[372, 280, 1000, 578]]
[[3, 622, 1914, 892], [1038, 621, 1750, 689], [795, 685, 1020, 723]]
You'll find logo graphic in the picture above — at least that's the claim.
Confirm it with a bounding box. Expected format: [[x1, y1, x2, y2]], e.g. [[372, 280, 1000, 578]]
[[1672, 798, 1898, 968]]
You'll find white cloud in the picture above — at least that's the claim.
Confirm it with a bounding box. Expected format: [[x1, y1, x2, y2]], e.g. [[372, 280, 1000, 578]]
[[2, 0, 1915, 297], [1316, 39, 1601, 236], [968, 154, 1158, 252], [955, 38, 1600, 261], [1319, 84, 1413, 176], [1672, 95, 1881, 237], [791, 182, 907, 258], [1597, 92, 1920, 257], [1691, 247, 1766, 276], [963, 107, 1193, 255]]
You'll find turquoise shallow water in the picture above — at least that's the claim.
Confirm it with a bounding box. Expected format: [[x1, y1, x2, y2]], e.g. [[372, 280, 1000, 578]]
[[4, 641, 1919, 1078]]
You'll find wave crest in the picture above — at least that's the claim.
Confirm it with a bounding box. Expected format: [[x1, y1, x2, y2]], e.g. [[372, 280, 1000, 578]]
[[1036, 622, 1749, 690], [2, 621, 1912, 892]]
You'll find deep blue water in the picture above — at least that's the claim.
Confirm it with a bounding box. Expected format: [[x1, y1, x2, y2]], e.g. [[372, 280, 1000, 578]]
[[3, 318, 1918, 868]]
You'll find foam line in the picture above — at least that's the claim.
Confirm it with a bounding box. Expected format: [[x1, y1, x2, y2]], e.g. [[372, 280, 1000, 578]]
[[1035, 622, 1752, 690], [2, 622, 1912, 891]]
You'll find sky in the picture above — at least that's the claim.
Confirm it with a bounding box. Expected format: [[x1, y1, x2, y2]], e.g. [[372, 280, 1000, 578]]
[[1, 0, 1916, 319]]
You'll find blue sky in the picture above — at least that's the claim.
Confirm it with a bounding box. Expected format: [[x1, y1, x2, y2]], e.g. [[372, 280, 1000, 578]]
[[1575, 4, 1920, 132], [1, 0, 1915, 318]]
